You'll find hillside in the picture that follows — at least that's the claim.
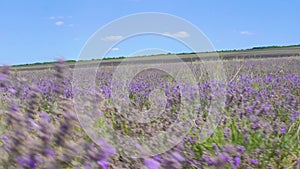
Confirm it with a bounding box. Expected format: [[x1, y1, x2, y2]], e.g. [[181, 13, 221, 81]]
[[7, 44, 300, 71]]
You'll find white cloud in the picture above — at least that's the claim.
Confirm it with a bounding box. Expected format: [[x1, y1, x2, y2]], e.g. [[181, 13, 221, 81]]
[[49, 16, 73, 20], [55, 21, 64, 26], [163, 31, 190, 38], [101, 35, 123, 41], [110, 47, 119, 51], [240, 31, 255, 36]]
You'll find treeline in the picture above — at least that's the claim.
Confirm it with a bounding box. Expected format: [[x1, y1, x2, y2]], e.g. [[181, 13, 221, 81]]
[[102, 56, 125, 60], [11, 56, 126, 67], [251, 44, 300, 50], [12, 60, 76, 67]]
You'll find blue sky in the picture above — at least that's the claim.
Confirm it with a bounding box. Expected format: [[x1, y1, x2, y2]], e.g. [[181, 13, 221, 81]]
[[1, 0, 300, 65]]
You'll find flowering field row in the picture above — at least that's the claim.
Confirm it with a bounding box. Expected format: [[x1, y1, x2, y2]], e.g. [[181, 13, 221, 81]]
[[0, 57, 299, 168]]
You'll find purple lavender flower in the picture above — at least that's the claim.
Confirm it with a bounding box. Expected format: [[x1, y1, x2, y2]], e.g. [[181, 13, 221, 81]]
[[202, 154, 214, 165], [0, 74, 6, 81], [153, 155, 163, 162], [143, 158, 160, 169], [264, 104, 271, 111], [28, 119, 40, 129], [97, 160, 109, 169], [212, 143, 220, 153], [234, 156, 241, 167], [8, 88, 16, 94], [280, 127, 287, 135], [171, 151, 185, 162], [85, 162, 92, 169], [218, 153, 229, 163], [14, 156, 28, 167], [251, 159, 258, 165], [14, 155, 37, 168], [223, 127, 231, 140], [1, 135, 9, 143], [97, 139, 116, 156], [237, 145, 245, 154], [45, 147, 55, 157], [40, 112, 51, 122]]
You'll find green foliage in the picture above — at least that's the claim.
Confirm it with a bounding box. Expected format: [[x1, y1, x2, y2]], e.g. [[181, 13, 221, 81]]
[[102, 56, 125, 60]]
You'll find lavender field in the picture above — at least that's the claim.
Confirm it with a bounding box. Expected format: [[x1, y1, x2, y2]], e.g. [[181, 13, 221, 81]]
[[0, 57, 300, 169]]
